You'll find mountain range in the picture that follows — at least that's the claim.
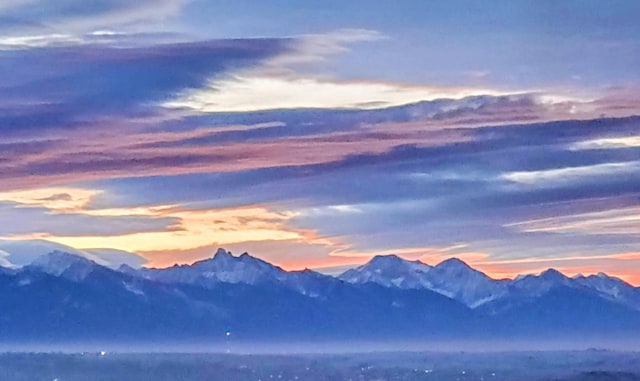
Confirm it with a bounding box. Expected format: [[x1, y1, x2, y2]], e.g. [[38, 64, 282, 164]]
[[1, 248, 640, 344]]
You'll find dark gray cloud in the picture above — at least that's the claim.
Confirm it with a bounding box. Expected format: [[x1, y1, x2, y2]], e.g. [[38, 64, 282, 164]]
[[0, 38, 288, 135]]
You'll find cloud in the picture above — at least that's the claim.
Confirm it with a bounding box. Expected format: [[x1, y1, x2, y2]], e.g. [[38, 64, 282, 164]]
[[0, 187, 99, 211], [0, 0, 190, 36], [506, 206, 640, 236], [0, 201, 180, 237], [164, 75, 510, 113], [0, 98, 485, 190], [0, 33, 85, 49], [83, 247, 147, 268], [0, 30, 185, 49], [164, 29, 631, 115], [163, 29, 520, 113], [4, 94, 635, 193], [2, 11, 639, 281], [571, 136, 640, 150], [269, 28, 384, 67], [12, 205, 310, 254], [57, 115, 636, 232], [0, 38, 288, 135], [501, 161, 640, 186], [0, 238, 146, 268]]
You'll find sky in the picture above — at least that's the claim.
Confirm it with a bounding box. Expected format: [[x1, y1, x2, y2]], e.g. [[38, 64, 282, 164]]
[[0, 1, 639, 283]]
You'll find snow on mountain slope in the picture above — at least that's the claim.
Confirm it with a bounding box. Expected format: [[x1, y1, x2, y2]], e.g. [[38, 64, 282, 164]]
[[127, 248, 335, 297], [339, 255, 433, 288], [573, 272, 640, 310], [191, 248, 285, 284], [0, 239, 144, 269], [426, 258, 508, 308], [0, 260, 16, 275], [28, 250, 100, 281], [340, 255, 507, 308], [0, 250, 15, 269], [18, 247, 640, 314], [8, 245, 640, 330], [510, 269, 573, 296], [133, 248, 286, 286], [284, 268, 343, 297]]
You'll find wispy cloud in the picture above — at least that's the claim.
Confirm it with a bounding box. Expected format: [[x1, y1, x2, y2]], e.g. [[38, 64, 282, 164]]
[[0, 0, 190, 36], [163, 29, 605, 114], [501, 161, 640, 186], [506, 206, 640, 236], [571, 136, 640, 150]]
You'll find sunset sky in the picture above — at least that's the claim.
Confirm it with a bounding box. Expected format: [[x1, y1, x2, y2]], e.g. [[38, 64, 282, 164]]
[[1, 1, 639, 283]]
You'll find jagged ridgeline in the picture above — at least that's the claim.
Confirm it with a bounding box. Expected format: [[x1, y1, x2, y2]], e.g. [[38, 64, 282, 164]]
[[1, 248, 640, 342]]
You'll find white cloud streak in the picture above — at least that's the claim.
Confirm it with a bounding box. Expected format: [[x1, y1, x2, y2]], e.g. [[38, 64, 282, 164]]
[[501, 162, 640, 185], [571, 136, 640, 150]]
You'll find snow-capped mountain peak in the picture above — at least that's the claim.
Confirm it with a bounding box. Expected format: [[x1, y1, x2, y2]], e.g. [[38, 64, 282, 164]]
[[435, 257, 472, 270], [131, 248, 287, 287], [8, 245, 640, 317], [193, 247, 235, 266], [340, 255, 508, 308], [192, 249, 281, 274], [539, 268, 567, 281], [29, 251, 98, 281], [214, 247, 233, 258], [339, 254, 432, 288], [368, 254, 405, 265], [122, 248, 336, 297], [117, 263, 138, 275], [572, 272, 640, 309], [239, 252, 253, 259], [427, 257, 507, 308], [510, 268, 573, 297]]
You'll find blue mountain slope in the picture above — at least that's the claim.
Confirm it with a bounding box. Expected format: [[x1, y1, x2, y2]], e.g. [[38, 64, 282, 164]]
[[1, 250, 640, 342], [487, 286, 640, 339], [0, 255, 475, 341], [0, 269, 228, 341]]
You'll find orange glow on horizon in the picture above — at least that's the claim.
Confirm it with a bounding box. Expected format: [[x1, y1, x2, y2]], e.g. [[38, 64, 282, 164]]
[[138, 244, 640, 286], [2, 186, 639, 286], [277, 251, 640, 286], [474, 252, 640, 285]]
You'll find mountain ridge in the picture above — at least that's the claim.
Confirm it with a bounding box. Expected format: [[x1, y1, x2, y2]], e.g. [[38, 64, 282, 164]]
[[1, 248, 640, 343]]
